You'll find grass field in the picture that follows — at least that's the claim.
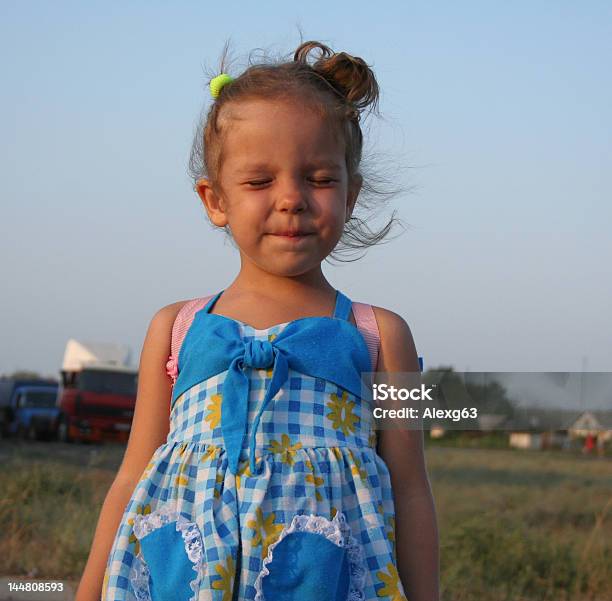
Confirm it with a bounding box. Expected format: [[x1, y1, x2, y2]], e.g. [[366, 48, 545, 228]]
[[427, 446, 612, 601], [0, 440, 610, 600]]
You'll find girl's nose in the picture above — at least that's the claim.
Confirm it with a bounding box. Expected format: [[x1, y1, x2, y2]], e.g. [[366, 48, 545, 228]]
[[276, 180, 308, 213]]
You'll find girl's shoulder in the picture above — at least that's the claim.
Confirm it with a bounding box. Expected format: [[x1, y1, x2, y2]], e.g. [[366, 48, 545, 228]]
[[145, 300, 194, 350], [155, 299, 194, 320], [369, 305, 412, 333], [369, 305, 419, 372], [150, 300, 197, 345]]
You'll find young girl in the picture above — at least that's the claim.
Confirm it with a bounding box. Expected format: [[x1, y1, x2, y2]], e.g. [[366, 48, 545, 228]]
[[76, 41, 439, 601]]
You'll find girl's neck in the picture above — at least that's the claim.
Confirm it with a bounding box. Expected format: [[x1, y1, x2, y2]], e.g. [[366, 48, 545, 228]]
[[225, 259, 336, 307]]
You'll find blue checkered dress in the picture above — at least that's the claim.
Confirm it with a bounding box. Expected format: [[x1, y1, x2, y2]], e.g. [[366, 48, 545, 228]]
[[102, 292, 407, 601]]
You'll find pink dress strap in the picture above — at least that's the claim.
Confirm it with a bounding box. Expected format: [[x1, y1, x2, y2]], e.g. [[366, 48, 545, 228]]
[[166, 295, 214, 384], [352, 302, 380, 371]]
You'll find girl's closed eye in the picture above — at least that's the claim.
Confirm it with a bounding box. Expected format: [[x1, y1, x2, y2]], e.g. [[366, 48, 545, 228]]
[[245, 179, 273, 188], [244, 177, 337, 188], [309, 177, 338, 186]]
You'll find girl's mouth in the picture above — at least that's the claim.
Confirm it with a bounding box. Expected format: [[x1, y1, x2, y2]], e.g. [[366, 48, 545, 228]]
[[268, 231, 315, 244], [270, 231, 314, 238]]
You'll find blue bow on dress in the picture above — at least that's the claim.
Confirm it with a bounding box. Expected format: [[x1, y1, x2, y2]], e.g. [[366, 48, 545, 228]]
[[172, 291, 372, 475]]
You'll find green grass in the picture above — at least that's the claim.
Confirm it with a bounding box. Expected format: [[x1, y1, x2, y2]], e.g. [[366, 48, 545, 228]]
[[0, 441, 610, 600], [0, 441, 121, 581], [427, 446, 612, 601]]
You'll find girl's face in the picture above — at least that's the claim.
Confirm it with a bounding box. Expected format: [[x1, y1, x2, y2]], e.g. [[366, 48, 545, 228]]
[[197, 99, 362, 277]]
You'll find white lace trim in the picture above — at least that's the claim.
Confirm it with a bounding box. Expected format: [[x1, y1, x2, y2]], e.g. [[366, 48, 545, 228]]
[[129, 502, 205, 601], [253, 511, 366, 601], [128, 554, 151, 601]]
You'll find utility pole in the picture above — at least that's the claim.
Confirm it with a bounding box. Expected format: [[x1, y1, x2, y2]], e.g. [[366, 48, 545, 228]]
[[579, 355, 588, 410]]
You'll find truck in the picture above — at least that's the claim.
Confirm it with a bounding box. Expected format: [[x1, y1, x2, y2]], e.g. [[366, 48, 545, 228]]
[[0, 379, 60, 440], [57, 339, 138, 443]]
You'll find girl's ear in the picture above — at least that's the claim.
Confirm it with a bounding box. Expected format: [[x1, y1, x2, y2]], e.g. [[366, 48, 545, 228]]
[[346, 174, 363, 222], [196, 178, 229, 228]]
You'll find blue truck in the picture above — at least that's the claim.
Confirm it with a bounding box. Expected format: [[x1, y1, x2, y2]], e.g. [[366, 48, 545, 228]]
[[0, 379, 60, 440]]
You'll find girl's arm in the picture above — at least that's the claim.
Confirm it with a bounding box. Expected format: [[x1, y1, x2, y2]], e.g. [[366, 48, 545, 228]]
[[74, 301, 185, 601], [373, 307, 440, 601]]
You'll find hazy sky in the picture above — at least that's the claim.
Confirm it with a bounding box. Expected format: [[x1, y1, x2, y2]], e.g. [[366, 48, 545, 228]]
[[1, 1, 611, 379]]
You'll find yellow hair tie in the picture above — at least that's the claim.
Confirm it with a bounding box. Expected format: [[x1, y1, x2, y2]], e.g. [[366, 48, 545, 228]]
[[210, 73, 233, 99]]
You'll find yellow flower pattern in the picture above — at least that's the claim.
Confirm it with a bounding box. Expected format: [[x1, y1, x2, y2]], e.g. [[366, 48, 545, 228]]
[[331, 446, 343, 461], [127, 504, 151, 556], [265, 333, 277, 377], [268, 434, 302, 466], [213, 472, 224, 499], [201, 444, 221, 463], [348, 450, 368, 481], [326, 391, 360, 435], [175, 462, 189, 487], [304, 459, 324, 501], [247, 507, 284, 558], [211, 554, 236, 601], [376, 563, 407, 601], [138, 458, 156, 482], [235, 460, 253, 489], [205, 393, 222, 430]]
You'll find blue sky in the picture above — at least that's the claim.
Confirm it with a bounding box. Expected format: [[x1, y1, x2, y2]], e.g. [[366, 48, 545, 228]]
[[1, 1, 611, 378]]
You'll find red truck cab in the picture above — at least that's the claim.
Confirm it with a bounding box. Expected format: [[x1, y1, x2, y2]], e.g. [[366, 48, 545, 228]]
[[57, 340, 137, 443]]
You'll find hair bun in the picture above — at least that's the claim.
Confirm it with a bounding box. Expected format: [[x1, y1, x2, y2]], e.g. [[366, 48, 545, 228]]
[[293, 41, 379, 114]]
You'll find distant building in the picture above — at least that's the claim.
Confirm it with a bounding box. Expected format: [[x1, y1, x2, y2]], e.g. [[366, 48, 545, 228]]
[[507, 408, 580, 451], [569, 410, 612, 443], [426, 406, 612, 453]]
